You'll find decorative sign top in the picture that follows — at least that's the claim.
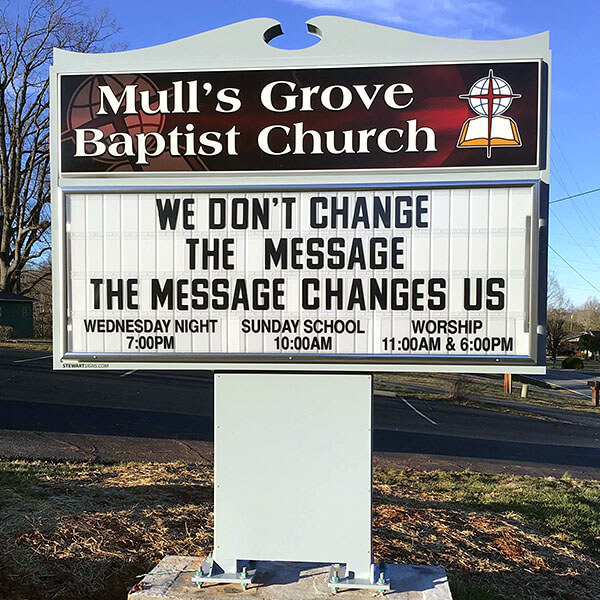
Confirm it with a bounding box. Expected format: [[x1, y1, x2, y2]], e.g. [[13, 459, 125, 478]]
[[59, 61, 540, 174]]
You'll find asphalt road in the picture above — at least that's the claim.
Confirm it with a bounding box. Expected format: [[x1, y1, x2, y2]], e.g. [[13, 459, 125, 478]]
[[1, 349, 600, 478]]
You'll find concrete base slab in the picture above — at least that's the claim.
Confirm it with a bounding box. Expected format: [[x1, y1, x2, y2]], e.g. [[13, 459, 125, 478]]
[[129, 555, 453, 599]]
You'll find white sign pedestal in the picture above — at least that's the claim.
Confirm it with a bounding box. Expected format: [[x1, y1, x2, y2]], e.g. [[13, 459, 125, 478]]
[[194, 373, 387, 590]]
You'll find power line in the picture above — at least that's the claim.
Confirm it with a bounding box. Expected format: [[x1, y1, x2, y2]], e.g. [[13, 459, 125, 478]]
[[552, 132, 584, 194], [560, 192, 600, 263], [551, 133, 600, 250], [550, 157, 571, 197], [549, 244, 600, 294], [550, 187, 600, 205], [550, 208, 600, 269], [550, 160, 600, 258], [549, 131, 600, 205]]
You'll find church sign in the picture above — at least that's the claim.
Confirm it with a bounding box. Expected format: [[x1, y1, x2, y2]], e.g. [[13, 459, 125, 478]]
[[51, 18, 550, 373]]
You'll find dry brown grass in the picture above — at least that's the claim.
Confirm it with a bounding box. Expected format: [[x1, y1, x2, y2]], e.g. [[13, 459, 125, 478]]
[[1, 461, 599, 600], [0, 462, 213, 600], [373, 472, 600, 600]]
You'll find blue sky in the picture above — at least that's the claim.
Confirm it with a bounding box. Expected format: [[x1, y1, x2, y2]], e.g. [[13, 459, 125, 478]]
[[99, 0, 600, 306]]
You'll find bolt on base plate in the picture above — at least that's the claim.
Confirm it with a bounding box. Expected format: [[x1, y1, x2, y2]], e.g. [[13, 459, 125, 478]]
[[191, 556, 255, 589], [327, 563, 391, 594]]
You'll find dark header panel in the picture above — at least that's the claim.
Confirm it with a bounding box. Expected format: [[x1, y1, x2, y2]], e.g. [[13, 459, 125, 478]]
[[60, 61, 541, 173]]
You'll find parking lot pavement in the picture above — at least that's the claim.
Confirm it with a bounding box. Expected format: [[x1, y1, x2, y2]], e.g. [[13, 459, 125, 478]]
[[528, 369, 594, 398]]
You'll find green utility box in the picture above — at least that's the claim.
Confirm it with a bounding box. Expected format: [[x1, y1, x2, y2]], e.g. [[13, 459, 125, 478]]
[[0, 291, 35, 339]]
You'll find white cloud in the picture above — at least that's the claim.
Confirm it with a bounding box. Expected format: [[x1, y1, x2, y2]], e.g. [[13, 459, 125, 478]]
[[283, 0, 525, 39]]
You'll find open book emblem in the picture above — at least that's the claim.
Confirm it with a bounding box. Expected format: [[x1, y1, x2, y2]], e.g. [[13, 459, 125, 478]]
[[457, 70, 522, 158]]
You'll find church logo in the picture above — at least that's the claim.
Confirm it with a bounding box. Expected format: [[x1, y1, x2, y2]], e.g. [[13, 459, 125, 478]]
[[457, 70, 522, 158]]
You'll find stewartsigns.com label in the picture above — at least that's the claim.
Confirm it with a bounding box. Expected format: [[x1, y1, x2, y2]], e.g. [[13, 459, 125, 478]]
[[65, 187, 533, 359], [59, 62, 540, 173]]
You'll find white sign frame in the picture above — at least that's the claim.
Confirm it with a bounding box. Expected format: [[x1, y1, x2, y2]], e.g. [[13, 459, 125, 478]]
[[51, 17, 551, 373]]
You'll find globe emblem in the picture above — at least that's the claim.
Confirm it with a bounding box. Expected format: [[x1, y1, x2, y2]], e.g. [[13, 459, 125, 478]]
[[65, 74, 165, 165], [465, 74, 516, 117]]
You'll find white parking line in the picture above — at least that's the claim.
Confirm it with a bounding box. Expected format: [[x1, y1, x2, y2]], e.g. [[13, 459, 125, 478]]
[[542, 381, 589, 398], [528, 376, 590, 398], [399, 396, 438, 426], [13, 355, 52, 363], [120, 370, 137, 378], [375, 389, 438, 426]]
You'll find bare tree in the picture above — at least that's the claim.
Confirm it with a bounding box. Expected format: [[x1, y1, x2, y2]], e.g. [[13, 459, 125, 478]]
[[0, 0, 119, 294], [547, 272, 572, 312], [573, 297, 600, 332], [546, 309, 570, 364], [21, 258, 52, 337]]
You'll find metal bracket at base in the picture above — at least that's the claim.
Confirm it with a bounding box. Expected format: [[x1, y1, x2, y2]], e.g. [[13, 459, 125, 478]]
[[191, 555, 256, 590], [327, 563, 391, 594]]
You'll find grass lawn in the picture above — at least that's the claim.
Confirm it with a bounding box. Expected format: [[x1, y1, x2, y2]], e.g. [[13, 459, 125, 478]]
[[0, 340, 52, 351], [0, 461, 599, 600]]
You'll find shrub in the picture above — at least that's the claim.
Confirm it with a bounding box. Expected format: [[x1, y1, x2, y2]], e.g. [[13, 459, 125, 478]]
[[449, 377, 469, 401], [0, 325, 13, 341], [561, 356, 584, 369]]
